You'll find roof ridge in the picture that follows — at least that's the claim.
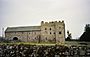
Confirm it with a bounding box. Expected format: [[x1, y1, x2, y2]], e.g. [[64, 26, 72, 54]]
[[7, 26, 41, 28], [5, 26, 41, 32]]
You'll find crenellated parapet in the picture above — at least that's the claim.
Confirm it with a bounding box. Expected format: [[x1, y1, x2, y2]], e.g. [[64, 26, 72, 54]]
[[41, 20, 64, 23], [41, 20, 65, 43], [41, 20, 65, 26]]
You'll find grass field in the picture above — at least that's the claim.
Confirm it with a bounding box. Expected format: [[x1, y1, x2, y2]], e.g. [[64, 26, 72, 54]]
[[0, 42, 65, 46], [0, 41, 90, 47]]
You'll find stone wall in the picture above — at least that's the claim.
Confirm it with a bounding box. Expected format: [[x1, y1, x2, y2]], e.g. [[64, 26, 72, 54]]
[[5, 31, 40, 42]]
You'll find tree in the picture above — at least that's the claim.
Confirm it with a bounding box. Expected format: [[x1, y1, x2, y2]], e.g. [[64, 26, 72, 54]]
[[79, 24, 90, 41], [66, 30, 72, 41], [85, 24, 90, 32]]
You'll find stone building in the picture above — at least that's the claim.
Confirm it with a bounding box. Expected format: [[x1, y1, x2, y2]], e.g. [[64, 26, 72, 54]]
[[5, 21, 65, 43]]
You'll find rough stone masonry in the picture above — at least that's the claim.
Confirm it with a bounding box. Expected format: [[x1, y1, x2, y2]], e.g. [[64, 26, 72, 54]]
[[5, 21, 65, 43]]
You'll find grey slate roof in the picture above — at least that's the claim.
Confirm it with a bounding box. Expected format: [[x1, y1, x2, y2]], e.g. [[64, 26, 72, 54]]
[[5, 26, 41, 32]]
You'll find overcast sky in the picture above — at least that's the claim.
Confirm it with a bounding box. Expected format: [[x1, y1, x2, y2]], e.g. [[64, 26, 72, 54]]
[[0, 0, 90, 39]]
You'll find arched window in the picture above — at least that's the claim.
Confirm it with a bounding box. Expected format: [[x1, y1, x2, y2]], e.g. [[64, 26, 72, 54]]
[[13, 37, 18, 40], [50, 28, 51, 30]]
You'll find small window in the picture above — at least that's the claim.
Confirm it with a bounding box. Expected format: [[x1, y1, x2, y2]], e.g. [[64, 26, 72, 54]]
[[52, 22, 54, 23], [50, 32, 51, 34], [35, 37, 36, 39], [59, 31, 62, 34], [59, 27, 61, 29], [54, 32, 55, 34], [46, 37, 47, 40], [45, 28, 47, 30], [50, 28, 51, 30]]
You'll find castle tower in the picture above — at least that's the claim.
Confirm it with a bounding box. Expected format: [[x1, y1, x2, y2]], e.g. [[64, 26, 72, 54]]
[[41, 21, 65, 43]]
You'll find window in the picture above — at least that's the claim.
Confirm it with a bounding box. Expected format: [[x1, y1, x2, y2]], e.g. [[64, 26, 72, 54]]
[[50, 32, 51, 34], [54, 32, 55, 34], [59, 31, 62, 34], [46, 37, 47, 40], [52, 22, 54, 23], [35, 37, 36, 39], [59, 27, 61, 29], [50, 28, 51, 30], [45, 28, 47, 30]]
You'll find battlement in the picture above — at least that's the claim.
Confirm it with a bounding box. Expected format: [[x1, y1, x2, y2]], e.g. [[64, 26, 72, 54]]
[[41, 20, 64, 25]]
